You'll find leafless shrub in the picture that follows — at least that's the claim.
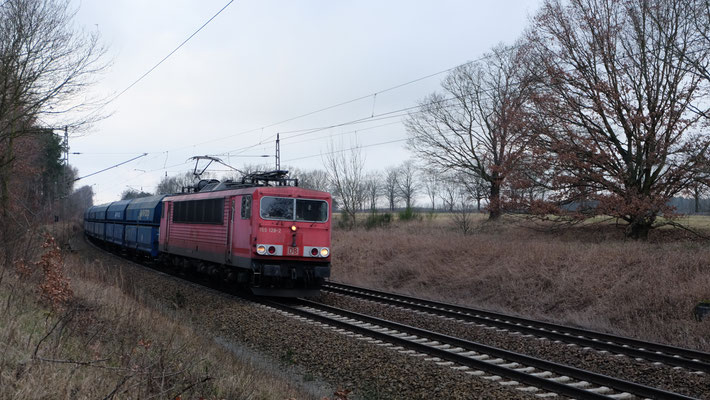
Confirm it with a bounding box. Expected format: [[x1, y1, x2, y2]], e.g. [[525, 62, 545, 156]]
[[36, 234, 73, 311], [451, 192, 475, 235]]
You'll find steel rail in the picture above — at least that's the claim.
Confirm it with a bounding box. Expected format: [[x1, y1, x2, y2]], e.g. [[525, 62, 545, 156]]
[[267, 298, 697, 400], [262, 299, 609, 399], [85, 238, 697, 399], [323, 281, 710, 372]]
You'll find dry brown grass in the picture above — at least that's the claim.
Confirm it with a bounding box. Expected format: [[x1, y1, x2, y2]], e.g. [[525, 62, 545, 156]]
[[331, 216, 710, 351], [0, 231, 316, 400]]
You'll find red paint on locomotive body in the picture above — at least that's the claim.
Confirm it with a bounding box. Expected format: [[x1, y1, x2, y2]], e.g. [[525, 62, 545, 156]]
[[251, 186, 331, 261], [158, 185, 332, 295]]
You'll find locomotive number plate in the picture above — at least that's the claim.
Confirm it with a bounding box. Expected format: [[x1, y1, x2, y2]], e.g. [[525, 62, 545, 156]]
[[287, 247, 299, 256]]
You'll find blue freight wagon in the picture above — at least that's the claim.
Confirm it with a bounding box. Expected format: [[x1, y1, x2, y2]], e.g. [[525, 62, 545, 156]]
[[106, 200, 131, 246], [84, 195, 166, 258], [124, 195, 165, 257]]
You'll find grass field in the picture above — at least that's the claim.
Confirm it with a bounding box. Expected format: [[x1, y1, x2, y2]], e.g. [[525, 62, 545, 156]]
[[330, 213, 710, 351], [0, 229, 318, 400]]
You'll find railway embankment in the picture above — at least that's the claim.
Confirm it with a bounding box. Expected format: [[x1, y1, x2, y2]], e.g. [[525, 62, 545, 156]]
[[74, 232, 535, 400], [0, 229, 319, 400], [6, 217, 708, 399]]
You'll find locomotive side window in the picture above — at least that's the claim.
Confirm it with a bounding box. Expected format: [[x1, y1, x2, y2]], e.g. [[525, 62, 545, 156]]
[[172, 198, 224, 224], [241, 195, 251, 219], [260, 197, 294, 220], [260, 196, 328, 222], [296, 199, 328, 222]]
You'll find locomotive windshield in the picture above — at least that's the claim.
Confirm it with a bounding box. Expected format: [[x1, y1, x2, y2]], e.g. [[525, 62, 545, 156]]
[[260, 196, 328, 222]]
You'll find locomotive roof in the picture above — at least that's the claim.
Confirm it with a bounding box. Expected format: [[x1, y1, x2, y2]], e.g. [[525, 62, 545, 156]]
[[163, 185, 330, 202]]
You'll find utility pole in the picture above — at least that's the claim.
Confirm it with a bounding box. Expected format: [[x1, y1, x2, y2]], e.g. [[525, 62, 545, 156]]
[[63, 126, 69, 166], [275, 133, 281, 171], [61, 126, 68, 229]]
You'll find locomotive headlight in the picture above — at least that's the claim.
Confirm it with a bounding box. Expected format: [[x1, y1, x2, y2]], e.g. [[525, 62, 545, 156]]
[[256, 245, 266, 255], [291, 225, 297, 232], [320, 247, 330, 257]]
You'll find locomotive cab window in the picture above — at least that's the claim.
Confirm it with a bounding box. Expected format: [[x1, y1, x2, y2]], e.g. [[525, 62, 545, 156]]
[[296, 199, 328, 222], [260, 196, 328, 222], [260, 197, 294, 220]]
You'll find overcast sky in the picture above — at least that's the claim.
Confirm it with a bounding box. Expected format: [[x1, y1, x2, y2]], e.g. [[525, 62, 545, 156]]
[[68, 0, 542, 204]]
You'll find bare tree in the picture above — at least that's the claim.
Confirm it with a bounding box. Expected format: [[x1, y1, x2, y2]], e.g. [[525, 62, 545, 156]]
[[65, 184, 93, 219], [406, 44, 535, 220], [156, 176, 181, 195], [421, 168, 439, 211], [396, 160, 419, 210], [324, 142, 365, 228], [439, 174, 458, 212], [528, 0, 710, 239], [121, 188, 152, 200], [457, 171, 487, 212], [650, 0, 710, 120], [363, 173, 381, 212], [383, 166, 400, 211], [0, 0, 107, 266], [690, 182, 709, 213], [655, 2, 710, 81], [295, 168, 330, 192], [156, 171, 201, 194]]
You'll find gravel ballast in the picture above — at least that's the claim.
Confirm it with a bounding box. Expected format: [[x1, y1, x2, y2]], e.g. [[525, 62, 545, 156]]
[[82, 245, 541, 400], [317, 291, 710, 399]]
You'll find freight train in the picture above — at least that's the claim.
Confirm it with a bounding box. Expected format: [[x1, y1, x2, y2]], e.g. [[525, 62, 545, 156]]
[[84, 171, 331, 297]]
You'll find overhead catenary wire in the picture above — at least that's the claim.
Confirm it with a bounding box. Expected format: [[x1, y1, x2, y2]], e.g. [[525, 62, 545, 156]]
[[284, 138, 409, 162], [88, 44, 530, 192], [84, 43, 515, 169], [87, 68, 512, 189], [214, 96, 462, 157], [69, 12, 521, 202], [89, 0, 235, 116], [161, 48, 517, 154], [75, 153, 148, 181]]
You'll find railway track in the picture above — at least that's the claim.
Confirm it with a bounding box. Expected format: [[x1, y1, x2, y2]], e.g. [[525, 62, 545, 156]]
[[261, 298, 698, 400], [322, 281, 710, 374], [86, 240, 705, 398]]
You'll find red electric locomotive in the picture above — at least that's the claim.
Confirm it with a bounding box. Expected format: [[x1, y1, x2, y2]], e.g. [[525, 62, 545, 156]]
[[158, 171, 331, 297]]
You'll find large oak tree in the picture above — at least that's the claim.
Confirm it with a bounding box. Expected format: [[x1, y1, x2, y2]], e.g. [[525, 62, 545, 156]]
[[527, 0, 710, 239]]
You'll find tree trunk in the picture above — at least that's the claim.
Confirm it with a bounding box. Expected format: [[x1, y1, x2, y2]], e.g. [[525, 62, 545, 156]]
[[0, 135, 13, 269], [488, 182, 501, 220], [627, 216, 654, 240], [694, 185, 700, 214]]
